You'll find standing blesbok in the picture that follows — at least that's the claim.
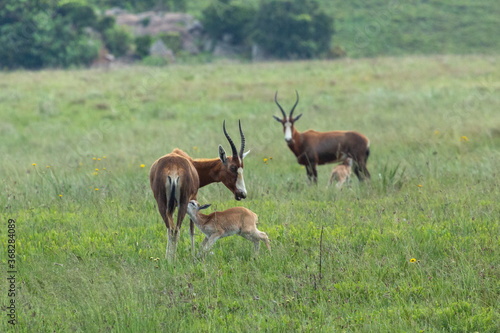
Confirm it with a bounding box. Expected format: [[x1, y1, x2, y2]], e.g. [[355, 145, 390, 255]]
[[186, 200, 271, 257], [190, 120, 250, 201], [273, 91, 370, 184], [328, 156, 353, 189], [149, 121, 250, 260], [150, 150, 199, 260]]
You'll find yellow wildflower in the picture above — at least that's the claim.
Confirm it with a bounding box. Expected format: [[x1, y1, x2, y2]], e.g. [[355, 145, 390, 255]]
[[98, 158, 101, 161], [435, 130, 439, 135], [460, 136, 469, 142], [95, 188, 99, 191], [93, 157, 96, 160], [103, 156, 106, 159], [410, 258, 416, 263], [263, 158, 268, 163], [46, 165, 50, 168], [95, 168, 98, 171], [32, 163, 36, 166], [418, 184, 422, 187], [140, 164, 145, 168], [59, 194, 62, 198]]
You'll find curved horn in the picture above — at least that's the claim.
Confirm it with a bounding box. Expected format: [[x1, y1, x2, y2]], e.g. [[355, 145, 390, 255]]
[[239, 119, 245, 158], [274, 91, 286, 118], [289, 90, 300, 118], [223, 120, 238, 158]]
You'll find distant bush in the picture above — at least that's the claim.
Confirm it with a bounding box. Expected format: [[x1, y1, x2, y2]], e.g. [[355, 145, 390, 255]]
[[159, 32, 182, 54], [0, 1, 100, 69], [101, 0, 186, 12], [103, 27, 133, 57], [202, 0, 256, 46], [253, 0, 334, 59], [57, 3, 97, 30], [135, 35, 153, 58], [96, 16, 116, 33], [142, 55, 171, 66]]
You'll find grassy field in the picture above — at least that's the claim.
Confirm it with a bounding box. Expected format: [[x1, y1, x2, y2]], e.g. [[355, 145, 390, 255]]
[[1, 55, 500, 331]]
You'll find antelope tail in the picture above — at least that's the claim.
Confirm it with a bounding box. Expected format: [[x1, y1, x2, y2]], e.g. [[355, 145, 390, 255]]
[[167, 175, 179, 214]]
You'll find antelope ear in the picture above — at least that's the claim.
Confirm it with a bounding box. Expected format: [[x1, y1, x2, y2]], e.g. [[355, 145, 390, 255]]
[[218, 145, 228, 166], [273, 115, 282, 123], [198, 204, 212, 211], [242, 150, 251, 159], [293, 114, 303, 122]]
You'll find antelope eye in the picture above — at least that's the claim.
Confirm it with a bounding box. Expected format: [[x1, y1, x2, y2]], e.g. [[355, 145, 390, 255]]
[[230, 166, 237, 173]]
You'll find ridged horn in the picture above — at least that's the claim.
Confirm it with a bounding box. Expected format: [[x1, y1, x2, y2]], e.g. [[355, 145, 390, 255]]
[[274, 91, 286, 118], [223, 120, 238, 158], [289, 90, 300, 118], [239, 120, 245, 158]]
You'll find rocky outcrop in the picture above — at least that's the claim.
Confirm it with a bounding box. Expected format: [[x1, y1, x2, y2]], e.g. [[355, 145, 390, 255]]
[[105, 8, 204, 55]]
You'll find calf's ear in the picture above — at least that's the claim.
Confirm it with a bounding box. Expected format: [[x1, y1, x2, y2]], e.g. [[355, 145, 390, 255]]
[[199, 204, 212, 211]]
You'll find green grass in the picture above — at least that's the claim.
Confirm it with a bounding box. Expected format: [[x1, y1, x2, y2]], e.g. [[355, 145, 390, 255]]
[[1, 55, 500, 331]]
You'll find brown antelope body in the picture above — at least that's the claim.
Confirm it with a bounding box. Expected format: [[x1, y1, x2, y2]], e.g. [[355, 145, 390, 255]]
[[149, 121, 249, 260], [328, 157, 353, 189], [186, 200, 271, 256], [273, 91, 370, 184]]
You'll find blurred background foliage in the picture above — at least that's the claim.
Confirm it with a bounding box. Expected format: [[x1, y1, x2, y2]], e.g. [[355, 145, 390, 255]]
[[1, 0, 499, 69]]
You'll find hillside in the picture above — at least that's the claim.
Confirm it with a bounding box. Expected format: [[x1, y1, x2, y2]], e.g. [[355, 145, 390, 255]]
[[182, 0, 500, 57]]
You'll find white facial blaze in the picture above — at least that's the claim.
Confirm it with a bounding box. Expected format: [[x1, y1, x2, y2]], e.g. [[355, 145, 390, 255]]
[[236, 167, 247, 196], [284, 120, 292, 141]]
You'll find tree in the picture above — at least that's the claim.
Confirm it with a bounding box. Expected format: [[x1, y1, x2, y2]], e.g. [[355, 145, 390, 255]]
[[0, 1, 100, 69], [202, 0, 256, 46], [253, 0, 334, 59]]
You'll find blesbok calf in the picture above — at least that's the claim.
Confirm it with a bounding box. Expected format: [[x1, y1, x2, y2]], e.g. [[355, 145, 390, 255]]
[[186, 200, 271, 256], [328, 157, 353, 189], [150, 121, 250, 260], [273, 91, 370, 184]]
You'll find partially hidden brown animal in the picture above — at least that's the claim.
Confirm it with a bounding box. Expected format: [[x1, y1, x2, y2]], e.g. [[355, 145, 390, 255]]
[[186, 200, 271, 257], [328, 156, 353, 189], [273, 91, 370, 184], [149, 121, 250, 260]]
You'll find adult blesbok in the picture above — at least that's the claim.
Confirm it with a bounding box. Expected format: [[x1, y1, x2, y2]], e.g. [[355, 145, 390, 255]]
[[149, 121, 250, 260], [273, 91, 370, 184]]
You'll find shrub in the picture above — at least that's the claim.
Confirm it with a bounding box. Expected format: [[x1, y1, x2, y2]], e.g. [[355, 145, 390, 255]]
[[0, 1, 100, 69], [135, 35, 153, 58], [159, 32, 182, 54], [142, 55, 171, 66], [57, 3, 97, 30], [202, 0, 256, 46], [96, 16, 116, 33], [103, 27, 133, 57], [253, 0, 334, 59]]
